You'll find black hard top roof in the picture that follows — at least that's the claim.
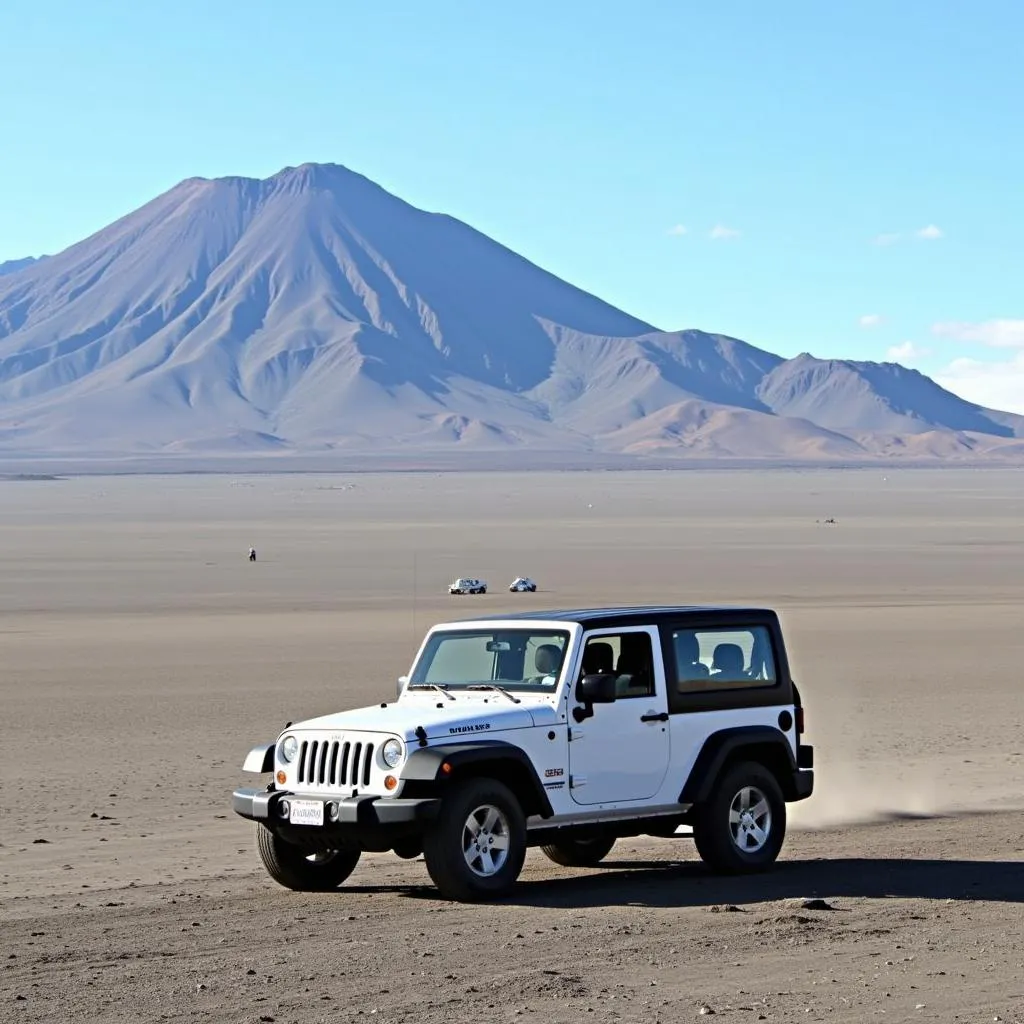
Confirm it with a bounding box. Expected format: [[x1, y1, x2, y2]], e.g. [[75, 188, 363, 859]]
[[447, 605, 779, 628]]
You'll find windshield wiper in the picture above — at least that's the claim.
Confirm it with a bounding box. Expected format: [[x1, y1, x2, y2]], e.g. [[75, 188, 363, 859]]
[[466, 684, 522, 704], [408, 683, 456, 701]]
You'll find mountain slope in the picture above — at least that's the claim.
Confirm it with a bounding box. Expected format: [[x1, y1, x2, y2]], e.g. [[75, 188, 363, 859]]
[[758, 354, 1024, 437], [598, 399, 866, 458], [529, 326, 783, 436], [0, 162, 1021, 461]]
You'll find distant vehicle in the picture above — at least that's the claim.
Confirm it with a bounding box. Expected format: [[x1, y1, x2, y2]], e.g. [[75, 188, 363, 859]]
[[448, 577, 487, 595], [509, 577, 537, 592]]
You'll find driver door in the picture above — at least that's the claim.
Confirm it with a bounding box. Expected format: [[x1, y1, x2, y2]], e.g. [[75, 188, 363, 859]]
[[567, 626, 671, 805]]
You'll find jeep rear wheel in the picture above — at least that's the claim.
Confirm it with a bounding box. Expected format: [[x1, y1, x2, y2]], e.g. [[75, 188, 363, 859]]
[[255, 824, 361, 891], [692, 761, 786, 874], [422, 778, 526, 901], [540, 834, 616, 867]]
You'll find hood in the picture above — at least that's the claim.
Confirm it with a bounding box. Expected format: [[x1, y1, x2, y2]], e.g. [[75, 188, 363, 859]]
[[286, 689, 561, 743]]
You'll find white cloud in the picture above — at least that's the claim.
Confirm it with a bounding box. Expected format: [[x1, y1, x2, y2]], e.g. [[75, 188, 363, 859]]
[[666, 224, 688, 236], [859, 314, 883, 328], [709, 224, 740, 241], [933, 351, 1024, 414], [872, 225, 943, 245], [931, 319, 1024, 349], [886, 341, 930, 364]]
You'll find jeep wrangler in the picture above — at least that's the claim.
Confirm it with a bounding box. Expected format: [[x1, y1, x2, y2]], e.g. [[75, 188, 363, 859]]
[[233, 606, 814, 902]]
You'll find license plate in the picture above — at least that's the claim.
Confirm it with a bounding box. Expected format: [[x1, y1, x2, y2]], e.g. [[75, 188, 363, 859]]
[[288, 799, 324, 826]]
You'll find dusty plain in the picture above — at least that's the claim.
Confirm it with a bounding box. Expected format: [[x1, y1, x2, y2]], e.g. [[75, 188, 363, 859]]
[[1, 467, 1023, 1024]]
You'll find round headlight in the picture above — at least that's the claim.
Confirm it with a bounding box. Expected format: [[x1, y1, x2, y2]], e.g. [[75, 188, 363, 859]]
[[381, 738, 404, 769], [279, 735, 299, 763]]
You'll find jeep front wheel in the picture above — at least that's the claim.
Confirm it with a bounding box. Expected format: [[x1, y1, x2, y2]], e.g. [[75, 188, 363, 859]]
[[692, 761, 786, 874], [255, 824, 361, 891], [422, 778, 526, 901], [540, 834, 616, 867]]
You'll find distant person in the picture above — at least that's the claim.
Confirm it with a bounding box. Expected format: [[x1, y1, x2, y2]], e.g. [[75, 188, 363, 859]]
[[248, 547, 256, 562]]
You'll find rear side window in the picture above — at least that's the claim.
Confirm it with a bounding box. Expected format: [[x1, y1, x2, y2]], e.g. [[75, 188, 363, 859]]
[[671, 625, 777, 693]]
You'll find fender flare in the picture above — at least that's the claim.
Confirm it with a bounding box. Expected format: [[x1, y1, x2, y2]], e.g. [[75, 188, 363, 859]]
[[401, 740, 554, 818], [680, 725, 797, 804], [242, 742, 275, 774]]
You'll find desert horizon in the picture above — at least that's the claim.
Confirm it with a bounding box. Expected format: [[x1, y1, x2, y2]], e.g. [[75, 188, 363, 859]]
[[6, 451, 1024, 478]]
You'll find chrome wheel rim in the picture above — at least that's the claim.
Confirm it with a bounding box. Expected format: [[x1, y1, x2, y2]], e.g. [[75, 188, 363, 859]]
[[728, 786, 772, 853], [462, 803, 511, 877]]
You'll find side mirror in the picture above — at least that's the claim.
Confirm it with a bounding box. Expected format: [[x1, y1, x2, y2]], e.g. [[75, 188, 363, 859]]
[[396, 674, 409, 698], [576, 673, 617, 704], [573, 673, 617, 723]]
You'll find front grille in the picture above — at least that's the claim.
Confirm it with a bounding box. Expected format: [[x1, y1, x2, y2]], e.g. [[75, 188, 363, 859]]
[[296, 738, 376, 790]]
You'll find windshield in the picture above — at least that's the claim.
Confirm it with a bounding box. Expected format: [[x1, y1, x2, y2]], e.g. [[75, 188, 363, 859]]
[[409, 628, 571, 691]]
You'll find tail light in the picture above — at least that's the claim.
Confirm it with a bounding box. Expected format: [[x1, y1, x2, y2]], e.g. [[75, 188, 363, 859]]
[[795, 706, 805, 734]]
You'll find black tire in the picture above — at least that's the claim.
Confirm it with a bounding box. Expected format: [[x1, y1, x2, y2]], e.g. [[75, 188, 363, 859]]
[[255, 824, 360, 891], [422, 778, 527, 902], [539, 834, 616, 867], [692, 761, 786, 874]]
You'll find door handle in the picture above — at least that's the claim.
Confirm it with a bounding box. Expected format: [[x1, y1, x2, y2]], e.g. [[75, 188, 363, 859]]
[[640, 711, 669, 723]]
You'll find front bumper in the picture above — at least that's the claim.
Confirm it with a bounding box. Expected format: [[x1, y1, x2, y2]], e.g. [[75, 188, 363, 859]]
[[233, 787, 441, 828]]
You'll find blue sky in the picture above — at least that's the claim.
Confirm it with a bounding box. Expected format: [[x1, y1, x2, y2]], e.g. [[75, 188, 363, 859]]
[[1, 0, 1022, 410]]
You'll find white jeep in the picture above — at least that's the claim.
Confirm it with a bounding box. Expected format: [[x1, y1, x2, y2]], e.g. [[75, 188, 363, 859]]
[[233, 605, 814, 902], [509, 576, 538, 592], [449, 577, 487, 595]]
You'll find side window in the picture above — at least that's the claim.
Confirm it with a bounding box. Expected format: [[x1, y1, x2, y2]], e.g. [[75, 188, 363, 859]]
[[580, 631, 655, 699], [671, 625, 777, 694]]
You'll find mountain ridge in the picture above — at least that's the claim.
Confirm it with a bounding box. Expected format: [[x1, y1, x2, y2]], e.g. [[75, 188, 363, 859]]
[[0, 161, 1021, 463], [0, 256, 47, 278]]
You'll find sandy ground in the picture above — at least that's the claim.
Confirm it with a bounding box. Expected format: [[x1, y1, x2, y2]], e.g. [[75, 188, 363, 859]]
[[1, 467, 1023, 1022]]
